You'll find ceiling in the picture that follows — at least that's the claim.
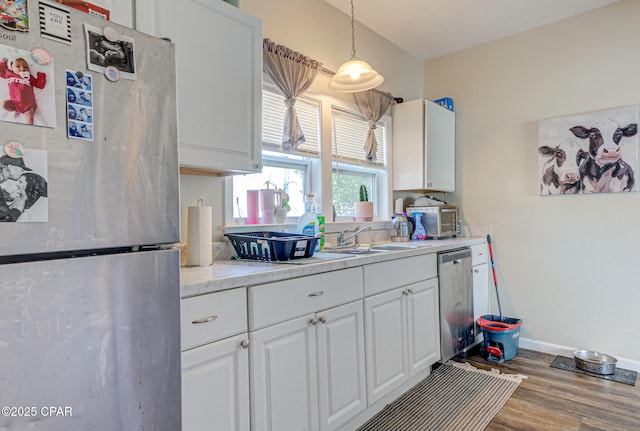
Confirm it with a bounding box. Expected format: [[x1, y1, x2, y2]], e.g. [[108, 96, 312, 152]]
[[324, 0, 620, 61]]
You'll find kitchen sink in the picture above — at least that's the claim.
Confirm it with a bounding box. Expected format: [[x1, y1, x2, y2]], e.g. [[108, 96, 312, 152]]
[[321, 243, 429, 255], [370, 243, 427, 251], [320, 247, 390, 255]]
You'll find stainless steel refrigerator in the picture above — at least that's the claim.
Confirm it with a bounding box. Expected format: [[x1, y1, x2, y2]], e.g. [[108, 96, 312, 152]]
[[0, 3, 181, 430]]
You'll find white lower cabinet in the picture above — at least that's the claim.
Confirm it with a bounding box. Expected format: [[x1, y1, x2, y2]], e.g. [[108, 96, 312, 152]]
[[251, 314, 318, 431], [317, 301, 367, 431], [250, 300, 366, 431], [364, 287, 408, 405], [182, 333, 250, 431], [471, 243, 490, 343], [364, 278, 440, 405], [407, 279, 441, 376], [180, 288, 249, 431]]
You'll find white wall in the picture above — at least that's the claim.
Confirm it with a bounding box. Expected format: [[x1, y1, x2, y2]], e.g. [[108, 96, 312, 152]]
[[179, 0, 424, 242], [423, 0, 640, 365]]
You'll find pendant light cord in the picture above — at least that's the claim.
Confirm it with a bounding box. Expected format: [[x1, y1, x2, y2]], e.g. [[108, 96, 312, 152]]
[[350, 0, 356, 59]]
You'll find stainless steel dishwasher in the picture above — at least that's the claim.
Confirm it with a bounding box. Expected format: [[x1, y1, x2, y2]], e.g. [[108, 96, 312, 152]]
[[438, 248, 474, 361]]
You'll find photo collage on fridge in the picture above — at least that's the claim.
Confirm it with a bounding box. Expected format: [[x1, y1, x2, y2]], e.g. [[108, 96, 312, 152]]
[[0, 0, 134, 223]]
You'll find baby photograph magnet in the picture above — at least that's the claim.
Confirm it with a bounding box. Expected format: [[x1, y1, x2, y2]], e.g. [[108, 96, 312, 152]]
[[0, 43, 56, 127]]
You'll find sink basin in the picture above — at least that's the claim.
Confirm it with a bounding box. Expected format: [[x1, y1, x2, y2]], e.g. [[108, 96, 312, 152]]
[[321, 247, 390, 255], [321, 243, 429, 254], [370, 243, 427, 251]]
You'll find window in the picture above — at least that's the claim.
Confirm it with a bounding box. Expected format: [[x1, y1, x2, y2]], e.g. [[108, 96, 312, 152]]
[[332, 108, 387, 218], [229, 85, 391, 225], [232, 87, 319, 220], [232, 154, 308, 219]]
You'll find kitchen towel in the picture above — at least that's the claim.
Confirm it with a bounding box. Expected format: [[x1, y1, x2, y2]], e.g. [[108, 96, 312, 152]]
[[187, 200, 212, 266]]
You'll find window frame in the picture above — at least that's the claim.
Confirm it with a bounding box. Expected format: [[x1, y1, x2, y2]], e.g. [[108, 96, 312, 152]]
[[224, 86, 393, 226]]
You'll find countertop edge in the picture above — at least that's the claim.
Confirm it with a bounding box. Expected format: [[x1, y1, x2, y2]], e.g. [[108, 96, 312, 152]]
[[180, 237, 486, 299]]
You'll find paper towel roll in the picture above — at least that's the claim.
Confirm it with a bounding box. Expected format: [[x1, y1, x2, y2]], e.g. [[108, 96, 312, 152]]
[[187, 201, 212, 266]]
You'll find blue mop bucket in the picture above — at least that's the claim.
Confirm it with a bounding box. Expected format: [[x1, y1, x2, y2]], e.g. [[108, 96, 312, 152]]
[[478, 315, 522, 363]]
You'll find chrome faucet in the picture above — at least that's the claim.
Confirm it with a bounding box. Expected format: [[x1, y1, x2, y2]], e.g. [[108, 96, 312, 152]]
[[337, 226, 372, 247]]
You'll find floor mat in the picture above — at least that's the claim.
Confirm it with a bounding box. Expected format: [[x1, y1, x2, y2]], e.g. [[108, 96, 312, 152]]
[[550, 355, 637, 386], [357, 361, 526, 431]]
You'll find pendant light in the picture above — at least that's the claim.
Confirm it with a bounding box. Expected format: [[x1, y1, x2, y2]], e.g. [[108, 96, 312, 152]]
[[329, 0, 384, 93]]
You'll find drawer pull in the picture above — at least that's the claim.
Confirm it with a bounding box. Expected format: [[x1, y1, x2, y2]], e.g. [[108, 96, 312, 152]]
[[308, 291, 324, 297], [192, 315, 218, 324], [240, 339, 249, 349]]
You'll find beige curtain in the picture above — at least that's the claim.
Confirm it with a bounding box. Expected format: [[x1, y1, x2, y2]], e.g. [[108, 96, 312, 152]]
[[263, 39, 322, 152], [355, 89, 394, 161]]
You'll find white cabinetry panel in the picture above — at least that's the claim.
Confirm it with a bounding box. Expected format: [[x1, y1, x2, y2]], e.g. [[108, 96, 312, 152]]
[[407, 278, 440, 376], [136, 0, 262, 174], [317, 301, 367, 431], [251, 315, 319, 431], [392, 99, 455, 192], [181, 333, 250, 431], [364, 288, 408, 405]]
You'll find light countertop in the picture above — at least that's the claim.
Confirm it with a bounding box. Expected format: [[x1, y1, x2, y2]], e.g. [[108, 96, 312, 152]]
[[180, 237, 486, 299]]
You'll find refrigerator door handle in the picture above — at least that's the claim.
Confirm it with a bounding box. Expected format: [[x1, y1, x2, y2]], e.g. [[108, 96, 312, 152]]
[[192, 315, 218, 324]]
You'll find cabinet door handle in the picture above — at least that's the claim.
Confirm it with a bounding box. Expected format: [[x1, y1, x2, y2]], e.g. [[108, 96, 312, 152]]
[[407, 288, 414, 295], [402, 290, 409, 296], [308, 291, 324, 297], [319, 316, 327, 324], [240, 339, 249, 349], [309, 317, 319, 325], [192, 315, 218, 324], [474, 268, 480, 274]]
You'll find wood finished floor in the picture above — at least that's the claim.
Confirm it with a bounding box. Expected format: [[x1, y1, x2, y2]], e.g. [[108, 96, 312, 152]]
[[453, 348, 640, 431]]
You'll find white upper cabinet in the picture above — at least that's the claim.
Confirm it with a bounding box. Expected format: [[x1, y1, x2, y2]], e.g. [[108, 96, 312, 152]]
[[392, 99, 455, 192], [136, 0, 262, 174]]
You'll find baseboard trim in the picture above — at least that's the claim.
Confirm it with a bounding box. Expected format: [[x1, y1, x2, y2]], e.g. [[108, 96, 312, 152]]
[[520, 337, 640, 372]]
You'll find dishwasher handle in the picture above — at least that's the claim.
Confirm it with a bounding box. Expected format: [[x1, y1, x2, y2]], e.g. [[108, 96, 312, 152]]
[[438, 248, 471, 264]]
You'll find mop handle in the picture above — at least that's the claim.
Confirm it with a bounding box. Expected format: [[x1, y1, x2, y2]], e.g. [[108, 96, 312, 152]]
[[486, 234, 504, 321], [487, 234, 498, 287]]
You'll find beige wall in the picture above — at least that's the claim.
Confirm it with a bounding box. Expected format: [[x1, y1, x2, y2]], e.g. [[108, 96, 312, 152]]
[[423, 0, 640, 366], [241, 0, 423, 101]]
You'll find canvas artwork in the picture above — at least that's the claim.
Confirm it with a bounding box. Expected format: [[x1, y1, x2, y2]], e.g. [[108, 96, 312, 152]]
[[538, 105, 638, 195]]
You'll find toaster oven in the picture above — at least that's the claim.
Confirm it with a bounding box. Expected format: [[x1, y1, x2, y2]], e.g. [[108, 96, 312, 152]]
[[406, 205, 459, 239]]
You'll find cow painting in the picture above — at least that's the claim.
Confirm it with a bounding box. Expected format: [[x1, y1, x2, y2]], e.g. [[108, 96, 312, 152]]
[[569, 119, 637, 193], [538, 105, 638, 195], [538, 138, 586, 195]]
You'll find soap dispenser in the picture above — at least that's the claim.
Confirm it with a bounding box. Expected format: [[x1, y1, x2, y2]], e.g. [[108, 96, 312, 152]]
[[411, 212, 427, 240]]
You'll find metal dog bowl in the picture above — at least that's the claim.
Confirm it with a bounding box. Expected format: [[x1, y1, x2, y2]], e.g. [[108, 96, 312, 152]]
[[573, 350, 617, 375]]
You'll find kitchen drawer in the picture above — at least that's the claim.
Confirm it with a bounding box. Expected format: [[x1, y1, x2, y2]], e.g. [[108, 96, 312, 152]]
[[471, 243, 488, 266], [248, 267, 363, 330], [181, 288, 248, 351], [364, 254, 437, 297]]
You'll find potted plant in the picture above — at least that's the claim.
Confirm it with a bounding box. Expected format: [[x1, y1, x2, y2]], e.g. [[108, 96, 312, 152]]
[[354, 184, 373, 221], [274, 188, 290, 224]]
